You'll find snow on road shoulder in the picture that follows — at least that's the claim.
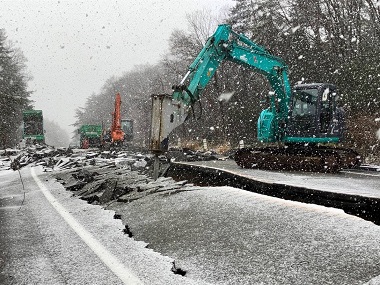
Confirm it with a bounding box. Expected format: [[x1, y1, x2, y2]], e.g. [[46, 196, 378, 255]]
[[32, 166, 203, 285]]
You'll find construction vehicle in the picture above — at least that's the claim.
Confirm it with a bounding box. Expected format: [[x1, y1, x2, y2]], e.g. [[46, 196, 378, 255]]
[[150, 24, 360, 172], [109, 93, 125, 146], [78, 125, 102, 149], [22, 110, 45, 144], [102, 93, 131, 148]]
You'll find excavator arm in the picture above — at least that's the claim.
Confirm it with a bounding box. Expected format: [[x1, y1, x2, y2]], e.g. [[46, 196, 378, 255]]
[[151, 24, 291, 152], [111, 93, 125, 144], [173, 25, 291, 111]]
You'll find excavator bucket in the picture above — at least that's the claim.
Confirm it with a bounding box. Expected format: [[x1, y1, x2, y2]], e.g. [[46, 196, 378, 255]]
[[150, 94, 189, 153]]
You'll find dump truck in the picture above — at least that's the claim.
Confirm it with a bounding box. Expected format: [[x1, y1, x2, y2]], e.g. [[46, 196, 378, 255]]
[[22, 110, 45, 144], [78, 125, 102, 149]]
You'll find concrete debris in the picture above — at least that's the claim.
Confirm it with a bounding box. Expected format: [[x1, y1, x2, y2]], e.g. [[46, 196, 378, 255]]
[[55, 163, 196, 206], [0, 145, 215, 208], [167, 148, 220, 162], [0, 157, 11, 171], [1, 144, 223, 172], [0, 146, 66, 170]]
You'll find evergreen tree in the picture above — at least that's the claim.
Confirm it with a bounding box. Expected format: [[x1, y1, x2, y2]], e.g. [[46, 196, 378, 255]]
[[0, 29, 32, 148]]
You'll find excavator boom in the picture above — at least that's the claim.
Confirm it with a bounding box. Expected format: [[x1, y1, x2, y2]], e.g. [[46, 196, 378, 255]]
[[111, 93, 125, 144]]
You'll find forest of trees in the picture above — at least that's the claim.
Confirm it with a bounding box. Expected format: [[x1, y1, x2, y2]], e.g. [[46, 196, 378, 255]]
[[2, 1, 379, 161], [0, 29, 33, 148], [0, 31, 71, 149], [75, 0, 380, 161]]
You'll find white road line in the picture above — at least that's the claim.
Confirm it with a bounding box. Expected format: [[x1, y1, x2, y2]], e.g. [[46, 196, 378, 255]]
[[31, 167, 143, 285]]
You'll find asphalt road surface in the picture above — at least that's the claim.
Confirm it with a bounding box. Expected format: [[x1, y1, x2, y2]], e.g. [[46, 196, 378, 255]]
[[111, 186, 380, 284], [2, 165, 380, 285], [0, 167, 198, 285]]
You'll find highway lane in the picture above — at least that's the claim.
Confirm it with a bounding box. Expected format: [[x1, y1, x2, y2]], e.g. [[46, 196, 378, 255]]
[[3, 163, 380, 285], [0, 167, 199, 285], [0, 168, 138, 284], [111, 185, 380, 285]]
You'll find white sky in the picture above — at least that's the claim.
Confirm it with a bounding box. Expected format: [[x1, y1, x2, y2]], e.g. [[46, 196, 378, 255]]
[[1, 0, 234, 136]]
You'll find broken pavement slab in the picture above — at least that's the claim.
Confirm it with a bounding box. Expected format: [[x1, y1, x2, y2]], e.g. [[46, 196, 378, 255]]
[[2, 145, 219, 207], [52, 158, 196, 206]]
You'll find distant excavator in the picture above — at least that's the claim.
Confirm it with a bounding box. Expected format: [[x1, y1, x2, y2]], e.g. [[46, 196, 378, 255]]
[[105, 92, 125, 146], [111, 93, 125, 145], [150, 24, 360, 172], [102, 93, 134, 148]]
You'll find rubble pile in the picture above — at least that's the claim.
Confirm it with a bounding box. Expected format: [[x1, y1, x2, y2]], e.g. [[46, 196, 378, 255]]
[[55, 164, 195, 207], [0, 145, 67, 170], [0, 145, 158, 173], [0, 143, 223, 172], [167, 147, 222, 162], [0, 144, 205, 204], [0, 156, 11, 171], [1, 144, 221, 207]]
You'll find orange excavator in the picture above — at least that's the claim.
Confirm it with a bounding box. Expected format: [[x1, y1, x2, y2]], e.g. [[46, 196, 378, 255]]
[[110, 92, 125, 146]]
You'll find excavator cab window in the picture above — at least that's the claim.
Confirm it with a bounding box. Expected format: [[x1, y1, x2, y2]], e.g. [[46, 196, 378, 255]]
[[319, 88, 334, 133], [288, 88, 318, 136], [291, 89, 318, 117], [121, 119, 134, 142]]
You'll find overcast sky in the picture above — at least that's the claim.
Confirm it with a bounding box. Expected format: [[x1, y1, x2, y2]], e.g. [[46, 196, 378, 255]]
[[1, 0, 234, 136]]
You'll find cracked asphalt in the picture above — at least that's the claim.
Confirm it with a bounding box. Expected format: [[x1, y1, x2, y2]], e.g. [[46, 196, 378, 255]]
[[109, 186, 380, 285]]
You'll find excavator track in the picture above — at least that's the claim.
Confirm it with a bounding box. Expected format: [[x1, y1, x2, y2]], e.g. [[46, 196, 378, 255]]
[[234, 146, 361, 173]]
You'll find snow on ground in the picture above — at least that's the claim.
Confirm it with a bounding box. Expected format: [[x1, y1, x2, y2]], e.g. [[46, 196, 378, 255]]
[[2, 148, 380, 284], [34, 166, 204, 285], [108, 184, 380, 284]]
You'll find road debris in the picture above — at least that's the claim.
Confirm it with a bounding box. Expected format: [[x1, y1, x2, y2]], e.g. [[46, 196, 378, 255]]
[[0, 145, 207, 209]]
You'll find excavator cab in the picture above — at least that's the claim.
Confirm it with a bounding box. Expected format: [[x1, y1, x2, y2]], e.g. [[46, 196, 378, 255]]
[[285, 83, 344, 143]]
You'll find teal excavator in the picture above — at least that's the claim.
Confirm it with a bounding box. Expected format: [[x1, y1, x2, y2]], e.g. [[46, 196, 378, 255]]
[[150, 24, 360, 172]]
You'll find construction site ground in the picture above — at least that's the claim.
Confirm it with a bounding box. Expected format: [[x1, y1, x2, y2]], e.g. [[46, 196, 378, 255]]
[[1, 147, 380, 284], [107, 158, 380, 285]]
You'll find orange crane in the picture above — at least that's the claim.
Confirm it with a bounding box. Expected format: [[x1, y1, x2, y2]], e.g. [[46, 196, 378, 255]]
[[110, 93, 125, 145]]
